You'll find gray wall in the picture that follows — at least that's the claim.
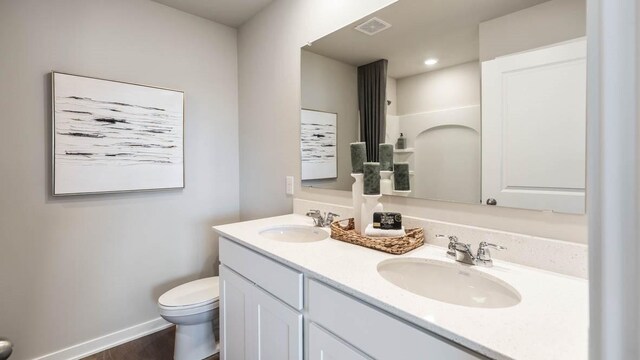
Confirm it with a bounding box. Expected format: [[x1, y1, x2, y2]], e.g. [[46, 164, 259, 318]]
[[479, 0, 586, 61], [238, 0, 395, 220], [301, 50, 358, 191], [0, 0, 239, 359], [239, 0, 587, 244]]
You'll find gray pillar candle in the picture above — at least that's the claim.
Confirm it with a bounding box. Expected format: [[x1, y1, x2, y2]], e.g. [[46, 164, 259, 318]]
[[393, 163, 410, 191], [350, 142, 367, 174], [363, 162, 381, 195], [379, 143, 394, 171]]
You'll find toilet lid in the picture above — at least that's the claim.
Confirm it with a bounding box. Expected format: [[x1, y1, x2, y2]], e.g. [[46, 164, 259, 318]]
[[159, 277, 220, 308]]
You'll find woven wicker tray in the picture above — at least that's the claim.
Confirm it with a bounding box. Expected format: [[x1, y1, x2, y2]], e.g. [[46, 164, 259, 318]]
[[330, 218, 424, 255]]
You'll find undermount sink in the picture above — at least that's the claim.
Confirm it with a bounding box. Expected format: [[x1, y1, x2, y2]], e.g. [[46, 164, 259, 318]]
[[377, 258, 521, 308], [259, 225, 329, 243]]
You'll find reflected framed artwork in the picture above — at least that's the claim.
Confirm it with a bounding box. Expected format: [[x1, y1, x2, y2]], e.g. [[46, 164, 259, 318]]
[[301, 109, 337, 180]]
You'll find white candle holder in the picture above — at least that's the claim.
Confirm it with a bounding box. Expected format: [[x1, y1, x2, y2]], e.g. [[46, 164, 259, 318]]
[[351, 173, 364, 233], [361, 194, 383, 234], [380, 170, 393, 195]]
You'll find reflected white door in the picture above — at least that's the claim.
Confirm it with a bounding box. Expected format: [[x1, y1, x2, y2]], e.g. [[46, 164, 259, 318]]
[[481, 38, 586, 213]]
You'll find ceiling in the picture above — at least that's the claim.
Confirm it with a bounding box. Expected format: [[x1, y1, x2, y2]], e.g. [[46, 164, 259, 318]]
[[305, 0, 550, 79], [152, 0, 274, 27]]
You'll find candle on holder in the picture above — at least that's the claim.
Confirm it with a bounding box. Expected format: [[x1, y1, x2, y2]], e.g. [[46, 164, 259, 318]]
[[363, 162, 381, 195], [379, 143, 394, 171], [350, 142, 367, 174], [393, 163, 410, 191]]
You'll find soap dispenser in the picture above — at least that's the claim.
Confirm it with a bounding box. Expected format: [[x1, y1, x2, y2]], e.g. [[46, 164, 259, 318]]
[[396, 133, 406, 150]]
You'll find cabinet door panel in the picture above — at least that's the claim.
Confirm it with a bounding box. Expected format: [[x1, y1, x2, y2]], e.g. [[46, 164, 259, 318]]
[[220, 265, 253, 360], [253, 285, 303, 360], [309, 323, 371, 360]]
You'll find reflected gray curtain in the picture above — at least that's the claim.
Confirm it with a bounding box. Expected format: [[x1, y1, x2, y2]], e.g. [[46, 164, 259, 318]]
[[358, 59, 388, 162]]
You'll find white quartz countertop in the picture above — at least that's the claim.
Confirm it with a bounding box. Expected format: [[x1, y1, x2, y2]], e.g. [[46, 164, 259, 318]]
[[213, 214, 588, 360]]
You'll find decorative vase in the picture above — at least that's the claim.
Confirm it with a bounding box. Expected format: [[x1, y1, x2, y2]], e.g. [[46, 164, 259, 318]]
[[361, 194, 383, 234], [380, 170, 393, 195], [351, 173, 364, 233]]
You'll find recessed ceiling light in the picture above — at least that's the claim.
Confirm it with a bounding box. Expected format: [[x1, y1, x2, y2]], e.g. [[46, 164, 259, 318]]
[[424, 58, 439, 66]]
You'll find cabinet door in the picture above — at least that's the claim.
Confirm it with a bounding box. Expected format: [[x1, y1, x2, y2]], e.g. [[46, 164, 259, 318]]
[[481, 38, 586, 213], [309, 323, 370, 360], [220, 265, 253, 360], [251, 285, 302, 360]]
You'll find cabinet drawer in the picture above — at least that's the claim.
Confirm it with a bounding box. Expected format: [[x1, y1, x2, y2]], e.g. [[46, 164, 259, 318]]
[[308, 280, 486, 360], [220, 237, 303, 310]]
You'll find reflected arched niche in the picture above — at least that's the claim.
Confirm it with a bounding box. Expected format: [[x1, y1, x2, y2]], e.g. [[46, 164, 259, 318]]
[[413, 124, 480, 203]]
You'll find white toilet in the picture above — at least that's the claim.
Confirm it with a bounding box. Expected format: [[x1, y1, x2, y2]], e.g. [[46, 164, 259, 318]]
[[158, 277, 220, 360]]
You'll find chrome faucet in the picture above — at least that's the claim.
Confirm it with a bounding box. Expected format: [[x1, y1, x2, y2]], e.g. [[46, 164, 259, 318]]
[[437, 234, 505, 267], [306, 210, 339, 227]]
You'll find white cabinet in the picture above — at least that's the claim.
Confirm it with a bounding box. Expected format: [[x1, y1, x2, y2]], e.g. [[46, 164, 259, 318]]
[[219, 237, 483, 360], [481, 38, 586, 213], [219, 237, 303, 360], [308, 323, 370, 360], [220, 264, 302, 360]]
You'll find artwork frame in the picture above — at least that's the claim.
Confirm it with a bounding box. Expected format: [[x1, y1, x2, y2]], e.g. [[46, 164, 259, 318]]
[[51, 72, 185, 196], [300, 108, 338, 180]]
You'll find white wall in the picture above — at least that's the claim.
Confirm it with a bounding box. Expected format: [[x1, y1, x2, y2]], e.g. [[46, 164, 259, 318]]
[[0, 1, 239, 359], [479, 0, 586, 61], [301, 50, 358, 190], [395, 63, 481, 203], [587, 0, 640, 358], [396, 62, 480, 116], [239, 0, 587, 244]]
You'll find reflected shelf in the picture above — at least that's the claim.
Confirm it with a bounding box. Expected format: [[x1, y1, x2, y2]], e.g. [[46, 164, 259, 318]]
[[393, 148, 415, 154]]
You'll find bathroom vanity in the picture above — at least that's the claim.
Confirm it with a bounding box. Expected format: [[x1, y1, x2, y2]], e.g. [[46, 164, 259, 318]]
[[213, 214, 587, 360]]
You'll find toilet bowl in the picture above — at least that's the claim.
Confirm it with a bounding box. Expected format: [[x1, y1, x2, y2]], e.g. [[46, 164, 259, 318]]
[[158, 277, 220, 360]]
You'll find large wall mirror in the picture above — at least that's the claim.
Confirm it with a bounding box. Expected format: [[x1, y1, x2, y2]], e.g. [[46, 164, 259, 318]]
[[300, 0, 586, 214]]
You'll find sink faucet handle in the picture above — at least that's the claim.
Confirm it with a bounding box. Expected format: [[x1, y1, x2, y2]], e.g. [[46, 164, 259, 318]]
[[437, 234, 458, 258], [476, 241, 505, 266], [479, 241, 506, 251], [326, 212, 339, 223]]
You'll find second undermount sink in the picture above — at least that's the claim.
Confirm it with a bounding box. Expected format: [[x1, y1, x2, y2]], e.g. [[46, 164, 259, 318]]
[[377, 258, 521, 308], [259, 225, 329, 243]]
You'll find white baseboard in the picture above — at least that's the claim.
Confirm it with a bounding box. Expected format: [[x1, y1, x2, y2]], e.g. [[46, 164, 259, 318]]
[[33, 317, 172, 360]]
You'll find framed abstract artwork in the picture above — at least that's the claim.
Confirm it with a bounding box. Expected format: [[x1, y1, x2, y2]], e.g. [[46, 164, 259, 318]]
[[52, 72, 184, 195], [300, 109, 337, 180]]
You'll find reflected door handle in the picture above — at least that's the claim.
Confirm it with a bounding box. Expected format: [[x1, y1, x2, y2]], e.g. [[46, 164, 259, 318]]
[[486, 198, 497, 206], [0, 338, 12, 360]]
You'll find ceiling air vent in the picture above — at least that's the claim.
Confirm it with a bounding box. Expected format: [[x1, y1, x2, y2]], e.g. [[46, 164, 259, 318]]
[[354, 17, 391, 36]]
